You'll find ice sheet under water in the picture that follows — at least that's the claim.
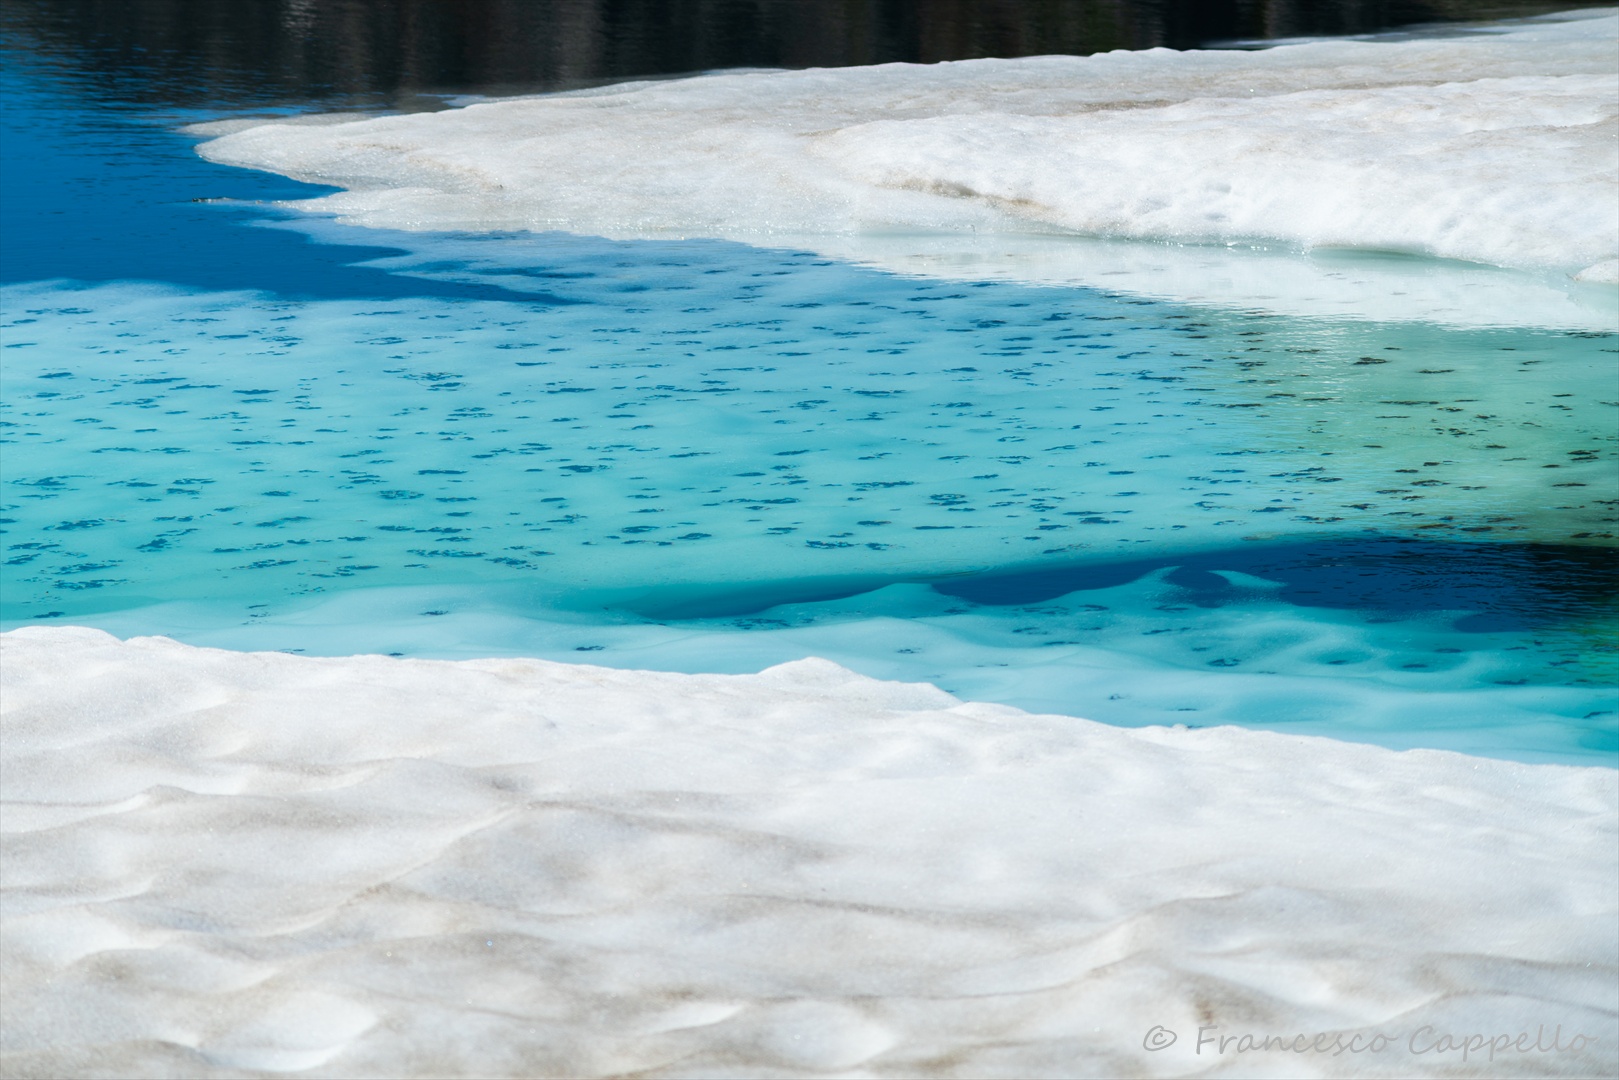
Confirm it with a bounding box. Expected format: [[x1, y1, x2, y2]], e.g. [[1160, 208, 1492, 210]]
[[3, 231, 1614, 763]]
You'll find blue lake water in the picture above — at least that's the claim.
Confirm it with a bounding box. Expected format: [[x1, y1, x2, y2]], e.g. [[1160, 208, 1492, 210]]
[[2, 39, 1615, 765]]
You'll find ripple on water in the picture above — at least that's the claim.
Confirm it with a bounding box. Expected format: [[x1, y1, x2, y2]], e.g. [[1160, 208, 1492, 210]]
[[2, 239, 1614, 762]]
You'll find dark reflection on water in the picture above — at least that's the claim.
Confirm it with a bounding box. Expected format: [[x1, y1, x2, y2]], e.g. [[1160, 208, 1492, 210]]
[[934, 538, 1618, 634], [3, 0, 1610, 107], [626, 538, 1618, 644]]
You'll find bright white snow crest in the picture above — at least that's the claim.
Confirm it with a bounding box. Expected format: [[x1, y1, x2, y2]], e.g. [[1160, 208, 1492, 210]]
[[3, 627, 1616, 1077], [196, 11, 1619, 285]]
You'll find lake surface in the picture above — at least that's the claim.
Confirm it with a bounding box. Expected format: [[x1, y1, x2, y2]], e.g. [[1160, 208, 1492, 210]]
[[2, 1, 1615, 764]]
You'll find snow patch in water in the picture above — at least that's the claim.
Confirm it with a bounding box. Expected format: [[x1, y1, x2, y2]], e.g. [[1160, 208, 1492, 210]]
[[196, 11, 1619, 315]]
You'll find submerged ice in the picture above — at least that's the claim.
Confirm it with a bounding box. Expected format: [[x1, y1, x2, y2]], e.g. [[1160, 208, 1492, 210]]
[[196, 10, 1619, 290], [3, 236, 1614, 761], [4, 260, 1614, 612]]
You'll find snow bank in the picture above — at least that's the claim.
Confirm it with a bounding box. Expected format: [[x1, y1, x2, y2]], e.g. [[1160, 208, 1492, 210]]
[[3, 627, 1614, 1076], [196, 11, 1619, 288]]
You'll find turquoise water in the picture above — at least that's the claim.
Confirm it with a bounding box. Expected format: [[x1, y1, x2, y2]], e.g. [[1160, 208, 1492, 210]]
[[1, 50, 1615, 765]]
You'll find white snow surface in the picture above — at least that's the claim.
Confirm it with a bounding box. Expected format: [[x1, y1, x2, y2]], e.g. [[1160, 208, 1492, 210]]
[[196, 11, 1619, 296], [3, 626, 1615, 1077]]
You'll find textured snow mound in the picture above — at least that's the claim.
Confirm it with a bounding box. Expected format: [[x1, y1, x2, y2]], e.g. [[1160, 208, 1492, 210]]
[[3, 627, 1615, 1076]]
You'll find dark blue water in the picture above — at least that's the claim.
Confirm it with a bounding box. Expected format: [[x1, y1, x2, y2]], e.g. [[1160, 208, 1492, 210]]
[[0, 52, 571, 305]]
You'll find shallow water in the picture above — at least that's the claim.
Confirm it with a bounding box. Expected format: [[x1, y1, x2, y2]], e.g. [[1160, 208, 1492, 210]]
[[2, 20, 1615, 765]]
